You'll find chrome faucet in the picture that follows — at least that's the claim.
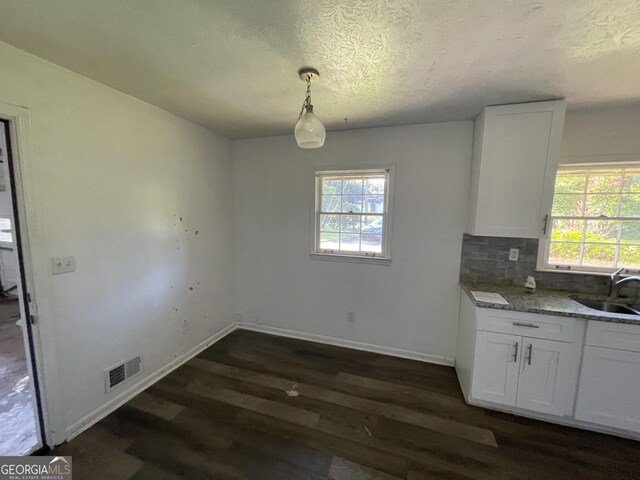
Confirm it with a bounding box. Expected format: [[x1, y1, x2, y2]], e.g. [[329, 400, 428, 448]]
[[608, 268, 640, 301]]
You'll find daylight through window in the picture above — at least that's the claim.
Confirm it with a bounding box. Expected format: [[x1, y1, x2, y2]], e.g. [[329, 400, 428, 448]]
[[543, 163, 640, 273], [315, 169, 391, 259]]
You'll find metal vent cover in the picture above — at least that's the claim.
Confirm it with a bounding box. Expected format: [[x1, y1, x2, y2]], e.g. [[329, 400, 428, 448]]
[[105, 355, 142, 392], [108, 365, 126, 389]]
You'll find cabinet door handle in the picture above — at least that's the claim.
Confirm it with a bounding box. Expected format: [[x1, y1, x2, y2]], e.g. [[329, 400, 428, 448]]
[[525, 344, 533, 366], [512, 342, 519, 363], [512, 322, 540, 328], [542, 214, 549, 235]]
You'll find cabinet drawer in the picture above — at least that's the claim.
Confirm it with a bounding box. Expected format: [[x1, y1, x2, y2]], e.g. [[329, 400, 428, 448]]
[[586, 321, 640, 353], [477, 308, 576, 342]]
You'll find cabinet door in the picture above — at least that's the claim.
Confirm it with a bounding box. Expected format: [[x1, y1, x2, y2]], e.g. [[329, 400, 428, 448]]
[[575, 346, 640, 433], [516, 338, 573, 416], [469, 100, 565, 238], [471, 331, 521, 406]]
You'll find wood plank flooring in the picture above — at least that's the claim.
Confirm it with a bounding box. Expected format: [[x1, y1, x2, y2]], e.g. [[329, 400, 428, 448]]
[[52, 330, 640, 479]]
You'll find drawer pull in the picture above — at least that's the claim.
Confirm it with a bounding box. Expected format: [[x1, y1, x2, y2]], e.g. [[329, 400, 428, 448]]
[[513, 322, 540, 328]]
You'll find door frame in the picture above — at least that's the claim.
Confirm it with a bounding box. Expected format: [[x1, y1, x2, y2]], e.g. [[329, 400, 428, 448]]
[[0, 101, 49, 450]]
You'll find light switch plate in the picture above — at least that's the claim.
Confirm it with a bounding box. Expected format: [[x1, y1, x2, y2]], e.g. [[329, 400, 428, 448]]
[[52, 256, 76, 274], [508, 248, 519, 261]]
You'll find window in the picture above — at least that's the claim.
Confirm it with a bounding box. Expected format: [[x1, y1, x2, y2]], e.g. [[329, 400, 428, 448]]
[[540, 163, 640, 273], [312, 167, 393, 262]]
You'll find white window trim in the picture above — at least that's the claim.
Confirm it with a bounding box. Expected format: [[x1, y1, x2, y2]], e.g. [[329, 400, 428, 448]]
[[309, 165, 395, 265], [537, 161, 640, 275]]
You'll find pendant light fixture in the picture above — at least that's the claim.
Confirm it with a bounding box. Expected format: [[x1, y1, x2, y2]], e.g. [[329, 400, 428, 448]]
[[295, 68, 326, 149]]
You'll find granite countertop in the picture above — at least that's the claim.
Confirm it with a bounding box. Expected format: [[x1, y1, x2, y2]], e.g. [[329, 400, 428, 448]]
[[460, 282, 640, 325]]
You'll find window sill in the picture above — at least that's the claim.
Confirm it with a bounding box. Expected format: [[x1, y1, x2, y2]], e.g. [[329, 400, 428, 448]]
[[309, 252, 392, 266], [537, 268, 604, 276], [535, 268, 634, 277]]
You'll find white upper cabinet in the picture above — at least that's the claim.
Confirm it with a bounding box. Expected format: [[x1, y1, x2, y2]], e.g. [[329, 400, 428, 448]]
[[467, 100, 566, 238]]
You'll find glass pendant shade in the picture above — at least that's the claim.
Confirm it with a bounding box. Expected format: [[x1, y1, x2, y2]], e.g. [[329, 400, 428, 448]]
[[295, 105, 326, 149]]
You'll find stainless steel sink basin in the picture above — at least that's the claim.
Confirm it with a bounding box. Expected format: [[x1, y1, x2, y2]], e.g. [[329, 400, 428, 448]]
[[573, 298, 640, 315]]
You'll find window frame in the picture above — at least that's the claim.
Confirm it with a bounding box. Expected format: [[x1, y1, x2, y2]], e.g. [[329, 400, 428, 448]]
[[310, 165, 394, 265], [538, 162, 640, 275]]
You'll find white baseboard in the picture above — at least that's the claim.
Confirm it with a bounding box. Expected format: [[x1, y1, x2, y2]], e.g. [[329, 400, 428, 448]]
[[63, 321, 237, 442], [237, 322, 455, 366]]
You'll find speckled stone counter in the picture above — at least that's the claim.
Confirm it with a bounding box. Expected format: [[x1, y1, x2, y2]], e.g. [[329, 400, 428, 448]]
[[460, 282, 640, 325]]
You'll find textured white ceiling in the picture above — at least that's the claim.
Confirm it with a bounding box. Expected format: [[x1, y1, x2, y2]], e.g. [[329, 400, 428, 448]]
[[1, 0, 639, 139]]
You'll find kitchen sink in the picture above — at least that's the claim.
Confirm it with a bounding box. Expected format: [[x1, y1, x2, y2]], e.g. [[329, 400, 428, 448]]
[[573, 298, 640, 315]]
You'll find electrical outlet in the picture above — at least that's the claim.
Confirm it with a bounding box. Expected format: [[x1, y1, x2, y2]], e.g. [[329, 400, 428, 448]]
[[348, 312, 355, 323], [51, 256, 76, 274], [508, 248, 519, 262]]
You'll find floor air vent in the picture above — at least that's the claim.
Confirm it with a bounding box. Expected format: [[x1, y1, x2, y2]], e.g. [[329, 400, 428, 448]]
[[105, 355, 142, 392]]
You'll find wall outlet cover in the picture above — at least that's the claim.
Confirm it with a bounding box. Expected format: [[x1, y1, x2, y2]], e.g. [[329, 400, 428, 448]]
[[508, 248, 519, 262], [51, 256, 76, 274]]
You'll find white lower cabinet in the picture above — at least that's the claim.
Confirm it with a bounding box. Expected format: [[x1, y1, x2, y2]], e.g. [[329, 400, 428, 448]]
[[457, 295, 640, 438], [516, 338, 573, 416], [471, 331, 573, 415], [575, 346, 640, 434], [472, 331, 520, 406]]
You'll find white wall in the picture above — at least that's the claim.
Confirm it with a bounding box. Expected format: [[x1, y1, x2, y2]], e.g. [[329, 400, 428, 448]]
[[233, 122, 474, 364], [562, 104, 640, 162], [0, 42, 236, 445]]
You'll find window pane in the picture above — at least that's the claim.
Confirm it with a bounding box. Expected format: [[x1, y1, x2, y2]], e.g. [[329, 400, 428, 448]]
[[619, 245, 640, 270], [321, 195, 341, 212], [0, 218, 12, 244], [363, 195, 385, 213], [620, 194, 640, 217], [585, 220, 619, 243], [582, 244, 616, 268], [362, 235, 382, 253], [340, 215, 361, 233], [554, 174, 587, 194], [342, 178, 363, 194], [550, 219, 584, 242], [584, 194, 618, 217], [342, 195, 362, 213], [364, 177, 385, 195], [362, 215, 383, 235], [322, 177, 341, 194], [623, 171, 640, 193], [552, 194, 584, 216], [340, 233, 360, 251], [621, 221, 640, 244], [548, 242, 580, 265], [587, 171, 622, 193], [319, 232, 339, 250], [319, 214, 340, 232]]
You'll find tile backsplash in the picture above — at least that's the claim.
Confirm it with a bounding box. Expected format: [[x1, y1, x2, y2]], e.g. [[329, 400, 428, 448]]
[[459, 234, 640, 299]]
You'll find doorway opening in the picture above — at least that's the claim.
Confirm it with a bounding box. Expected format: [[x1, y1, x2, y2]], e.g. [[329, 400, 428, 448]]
[[0, 119, 43, 455]]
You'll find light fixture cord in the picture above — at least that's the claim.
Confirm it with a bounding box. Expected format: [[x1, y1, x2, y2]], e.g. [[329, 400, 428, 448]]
[[298, 77, 312, 120]]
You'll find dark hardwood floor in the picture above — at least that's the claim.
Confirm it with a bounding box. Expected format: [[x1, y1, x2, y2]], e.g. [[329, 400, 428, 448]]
[[53, 330, 640, 479]]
